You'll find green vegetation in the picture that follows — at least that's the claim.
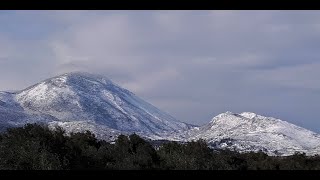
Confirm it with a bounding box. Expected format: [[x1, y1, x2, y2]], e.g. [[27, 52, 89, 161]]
[[0, 124, 320, 170]]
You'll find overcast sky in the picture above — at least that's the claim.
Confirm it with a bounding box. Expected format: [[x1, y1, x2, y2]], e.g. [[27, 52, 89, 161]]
[[1, 10, 320, 132]]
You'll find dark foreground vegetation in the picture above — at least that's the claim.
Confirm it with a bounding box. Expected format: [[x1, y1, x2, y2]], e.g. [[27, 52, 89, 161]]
[[0, 124, 320, 170]]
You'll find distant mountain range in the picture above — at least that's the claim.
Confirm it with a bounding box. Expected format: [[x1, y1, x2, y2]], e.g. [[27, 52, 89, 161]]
[[1, 72, 320, 156]]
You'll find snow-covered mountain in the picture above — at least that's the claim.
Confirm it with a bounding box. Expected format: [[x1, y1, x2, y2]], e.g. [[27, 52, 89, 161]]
[[184, 111, 320, 156], [1, 72, 320, 156], [0, 72, 192, 140]]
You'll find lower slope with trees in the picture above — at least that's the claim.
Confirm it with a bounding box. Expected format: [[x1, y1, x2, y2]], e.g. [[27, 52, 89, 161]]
[[0, 124, 320, 170]]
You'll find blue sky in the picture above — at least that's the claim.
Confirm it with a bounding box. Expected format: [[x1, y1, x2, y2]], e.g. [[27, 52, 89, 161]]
[[1, 10, 320, 132]]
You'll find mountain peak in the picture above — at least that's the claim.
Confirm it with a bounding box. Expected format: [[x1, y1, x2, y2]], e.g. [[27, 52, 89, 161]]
[[212, 111, 241, 120], [240, 112, 257, 119], [53, 71, 113, 86], [60, 71, 106, 79], [213, 111, 259, 121], [218, 111, 235, 116]]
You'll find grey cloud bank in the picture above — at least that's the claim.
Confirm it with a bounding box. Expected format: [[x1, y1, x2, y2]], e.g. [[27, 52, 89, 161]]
[[1, 10, 320, 132]]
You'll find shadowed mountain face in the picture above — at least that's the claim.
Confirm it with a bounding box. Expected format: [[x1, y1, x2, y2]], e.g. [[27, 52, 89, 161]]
[[0, 72, 192, 140]]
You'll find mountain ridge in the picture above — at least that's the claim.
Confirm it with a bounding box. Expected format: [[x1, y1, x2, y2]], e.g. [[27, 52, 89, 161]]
[[1, 72, 320, 156]]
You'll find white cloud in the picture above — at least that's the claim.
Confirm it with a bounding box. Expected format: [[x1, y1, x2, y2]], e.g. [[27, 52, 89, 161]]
[[153, 11, 186, 33], [251, 63, 320, 90], [122, 66, 180, 94], [0, 35, 18, 61]]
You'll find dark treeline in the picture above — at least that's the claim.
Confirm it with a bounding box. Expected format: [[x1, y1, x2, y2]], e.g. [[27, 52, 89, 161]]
[[1, 124, 320, 170]]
